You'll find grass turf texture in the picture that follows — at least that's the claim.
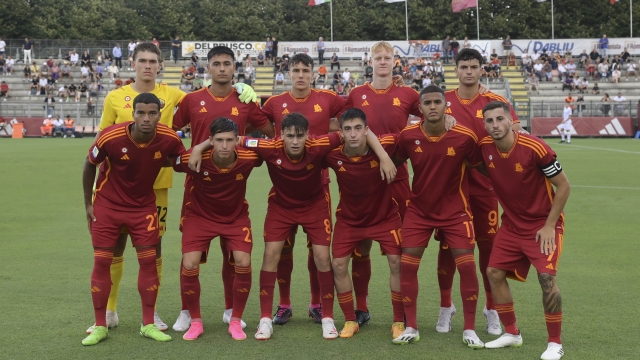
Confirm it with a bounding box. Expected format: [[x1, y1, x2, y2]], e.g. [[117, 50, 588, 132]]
[[0, 138, 638, 359]]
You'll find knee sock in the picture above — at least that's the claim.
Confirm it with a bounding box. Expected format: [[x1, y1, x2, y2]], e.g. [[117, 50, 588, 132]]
[[317, 270, 335, 319], [437, 247, 456, 308], [180, 266, 201, 320], [496, 302, 519, 335], [277, 253, 293, 307], [561, 132, 566, 141], [220, 240, 235, 310], [136, 248, 159, 326], [106, 256, 123, 312], [545, 311, 563, 344], [477, 239, 495, 310], [180, 263, 188, 311], [567, 132, 571, 142], [400, 254, 421, 329], [231, 265, 252, 320], [92, 250, 114, 327], [308, 250, 321, 306], [259, 270, 277, 319], [155, 257, 163, 308], [337, 291, 356, 321], [391, 290, 404, 323], [454, 254, 479, 330], [351, 255, 371, 312]]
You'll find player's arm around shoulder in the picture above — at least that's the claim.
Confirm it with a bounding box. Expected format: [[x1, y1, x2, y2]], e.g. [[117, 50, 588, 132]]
[[365, 130, 396, 183]]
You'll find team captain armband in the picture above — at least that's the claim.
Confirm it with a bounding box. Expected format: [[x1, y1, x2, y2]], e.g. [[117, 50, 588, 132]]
[[541, 159, 562, 178]]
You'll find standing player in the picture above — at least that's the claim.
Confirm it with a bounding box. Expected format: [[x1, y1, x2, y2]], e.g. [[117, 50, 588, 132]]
[[435, 48, 524, 336], [86, 42, 186, 333], [174, 118, 262, 341], [477, 101, 569, 360], [392, 86, 484, 348], [560, 101, 572, 144], [260, 53, 346, 325], [81, 93, 185, 345], [171, 45, 270, 332], [324, 109, 405, 339]]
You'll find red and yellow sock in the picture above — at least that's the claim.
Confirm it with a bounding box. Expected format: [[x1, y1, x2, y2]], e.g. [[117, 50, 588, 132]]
[[337, 291, 356, 321], [351, 255, 371, 312], [496, 302, 519, 335], [92, 250, 114, 327], [391, 290, 404, 323], [277, 253, 293, 306], [180, 266, 201, 320], [155, 257, 163, 308], [231, 265, 252, 320], [400, 254, 421, 329], [545, 311, 562, 344]]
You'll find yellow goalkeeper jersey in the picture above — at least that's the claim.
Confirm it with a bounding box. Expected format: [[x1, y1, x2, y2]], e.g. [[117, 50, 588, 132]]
[[99, 83, 186, 189]]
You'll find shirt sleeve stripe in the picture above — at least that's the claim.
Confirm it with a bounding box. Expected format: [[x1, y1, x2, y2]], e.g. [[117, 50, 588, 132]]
[[518, 137, 548, 156], [97, 130, 127, 147], [518, 142, 545, 159]]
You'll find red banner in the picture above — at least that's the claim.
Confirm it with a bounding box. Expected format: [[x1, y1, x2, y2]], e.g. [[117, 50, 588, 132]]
[[452, 0, 477, 12], [531, 117, 635, 137]]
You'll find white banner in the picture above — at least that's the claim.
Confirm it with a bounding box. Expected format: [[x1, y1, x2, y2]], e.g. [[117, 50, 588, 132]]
[[183, 38, 640, 60]]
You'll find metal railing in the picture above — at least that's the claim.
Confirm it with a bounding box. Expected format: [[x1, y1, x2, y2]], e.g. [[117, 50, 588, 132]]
[[528, 101, 636, 118], [0, 101, 102, 127]]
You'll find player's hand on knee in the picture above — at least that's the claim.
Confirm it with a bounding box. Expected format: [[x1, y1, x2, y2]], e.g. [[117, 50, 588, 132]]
[[535, 225, 556, 255], [86, 204, 96, 233], [444, 114, 457, 131]]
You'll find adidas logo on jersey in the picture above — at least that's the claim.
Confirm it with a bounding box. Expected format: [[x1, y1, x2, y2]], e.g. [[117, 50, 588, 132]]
[[338, 166, 346, 172], [370, 160, 379, 168], [236, 173, 244, 180], [121, 154, 130, 160], [282, 108, 290, 114], [488, 162, 495, 168], [414, 146, 423, 153], [488, 228, 496, 234], [447, 147, 456, 156], [199, 107, 207, 113], [203, 177, 212, 181], [153, 151, 162, 159], [515, 163, 524, 172], [361, 100, 370, 106], [445, 108, 452, 114], [123, 103, 131, 109]]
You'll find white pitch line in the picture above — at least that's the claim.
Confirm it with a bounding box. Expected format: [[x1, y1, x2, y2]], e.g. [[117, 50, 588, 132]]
[[555, 143, 640, 155], [572, 185, 640, 190]]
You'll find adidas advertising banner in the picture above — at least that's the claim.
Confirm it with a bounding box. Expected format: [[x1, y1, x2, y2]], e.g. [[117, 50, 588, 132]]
[[182, 37, 640, 59], [531, 117, 635, 137]]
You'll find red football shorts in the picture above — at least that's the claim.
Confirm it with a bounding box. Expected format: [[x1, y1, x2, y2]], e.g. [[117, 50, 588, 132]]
[[391, 178, 411, 219], [264, 195, 332, 247], [178, 185, 193, 233], [91, 203, 159, 248], [489, 226, 564, 281], [469, 194, 499, 242], [333, 215, 403, 258], [181, 213, 253, 263], [402, 206, 476, 249]]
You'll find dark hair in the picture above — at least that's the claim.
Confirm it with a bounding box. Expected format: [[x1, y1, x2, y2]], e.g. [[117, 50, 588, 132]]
[[209, 117, 239, 136], [419, 85, 445, 98], [482, 101, 511, 116], [207, 46, 235, 62], [339, 108, 367, 127], [455, 48, 484, 66], [132, 42, 161, 61], [281, 112, 309, 134], [133, 92, 161, 111], [290, 53, 314, 70]]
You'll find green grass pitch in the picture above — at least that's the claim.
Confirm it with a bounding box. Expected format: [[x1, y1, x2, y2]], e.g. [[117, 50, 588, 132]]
[[1, 138, 639, 359]]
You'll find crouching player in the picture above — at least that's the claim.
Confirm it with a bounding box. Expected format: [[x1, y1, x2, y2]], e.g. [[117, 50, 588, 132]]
[[173, 117, 262, 341], [81, 93, 185, 345], [323, 108, 405, 339], [477, 101, 570, 360]]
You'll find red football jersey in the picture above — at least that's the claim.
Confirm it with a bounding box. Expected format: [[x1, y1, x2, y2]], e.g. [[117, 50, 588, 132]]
[[476, 133, 564, 236], [173, 147, 262, 223], [262, 89, 345, 136], [344, 82, 421, 182], [245, 133, 343, 208], [445, 89, 519, 196], [323, 135, 398, 227], [396, 122, 481, 226], [173, 87, 270, 145], [89, 122, 185, 211]]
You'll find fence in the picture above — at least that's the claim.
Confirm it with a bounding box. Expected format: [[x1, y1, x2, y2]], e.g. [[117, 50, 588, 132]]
[[528, 100, 637, 118], [0, 101, 103, 127]]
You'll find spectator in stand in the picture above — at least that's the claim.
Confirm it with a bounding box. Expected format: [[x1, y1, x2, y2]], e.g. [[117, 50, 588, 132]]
[[38, 75, 48, 95], [598, 60, 610, 81], [40, 64, 49, 78], [421, 74, 432, 88], [434, 61, 444, 83], [557, 61, 568, 81], [413, 42, 422, 58], [70, 50, 79, 67], [317, 37, 325, 64], [47, 75, 56, 92], [403, 63, 411, 80], [80, 65, 90, 81], [51, 62, 60, 81], [60, 61, 71, 80], [0, 37, 5, 57], [576, 94, 585, 116], [599, 34, 609, 58], [579, 77, 589, 93], [521, 49, 532, 68], [491, 56, 502, 79], [543, 60, 553, 81], [265, 36, 273, 65], [564, 50, 572, 62], [41, 115, 54, 137], [0, 81, 9, 101], [330, 53, 340, 70], [626, 59, 638, 81], [463, 36, 471, 49], [172, 36, 181, 63], [190, 52, 199, 68], [364, 61, 373, 82], [182, 68, 194, 89], [613, 92, 626, 115], [68, 83, 77, 99], [600, 93, 612, 115], [52, 115, 65, 137], [274, 71, 285, 89], [95, 63, 103, 81], [64, 115, 75, 138], [550, 54, 559, 71], [483, 61, 495, 80], [112, 44, 122, 69], [566, 59, 576, 77], [81, 51, 91, 67], [522, 61, 533, 78], [272, 36, 279, 60], [151, 37, 160, 49], [450, 37, 460, 56], [412, 68, 423, 87], [589, 48, 600, 62], [587, 59, 596, 79], [127, 40, 136, 58], [579, 50, 589, 68], [244, 64, 254, 85], [540, 50, 550, 63], [22, 38, 34, 65], [442, 36, 451, 64], [77, 83, 88, 102], [0, 55, 5, 75], [57, 85, 69, 100], [336, 82, 344, 95], [502, 35, 512, 66], [235, 50, 243, 69], [361, 52, 369, 68], [620, 48, 630, 63], [342, 68, 351, 86], [244, 54, 253, 69], [5, 55, 14, 75], [273, 57, 283, 73], [332, 70, 340, 87], [87, 96, 95, 115], [345, 79, 355, 95], [564, 93, 575, 111], [315, 64, 328, 84], [114, 76, 123, 89], [43, 93, 56, 115], [107, 63, 118, 81], [562, 75, 574, 92], [127, 53, 134, 70], [611, 67, 621, 84], [257, 52, 265, 66], [527, 73, 539, 94]]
